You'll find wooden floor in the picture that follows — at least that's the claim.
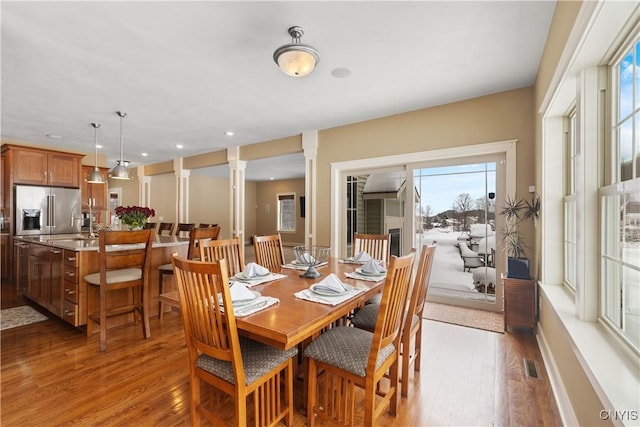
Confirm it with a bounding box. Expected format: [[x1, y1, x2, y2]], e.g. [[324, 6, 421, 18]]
[[1, 279, 561, 426]]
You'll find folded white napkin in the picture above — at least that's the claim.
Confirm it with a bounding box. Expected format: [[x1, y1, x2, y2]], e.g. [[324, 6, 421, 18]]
[[313, 273, 348, 293], [296, 253, 317, 264], [353, 251, 372, 262], [243, 262, 269, 278], [229, 282, 257, 302], [361, 259, 386, 275]]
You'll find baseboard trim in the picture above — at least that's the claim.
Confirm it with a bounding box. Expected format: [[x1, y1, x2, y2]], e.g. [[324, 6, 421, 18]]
[[537, 324, 579, 427]]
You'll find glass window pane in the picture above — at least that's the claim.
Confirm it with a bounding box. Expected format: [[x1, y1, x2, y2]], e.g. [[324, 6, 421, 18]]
[[602, 194, 621, 258], [635, 42, 640, 108], [603, 258, 622, 326], [636, 113, 640, 179], [620, 51, 634, 120], [622, 264, 640, 347], [620, 119, 633, 182]]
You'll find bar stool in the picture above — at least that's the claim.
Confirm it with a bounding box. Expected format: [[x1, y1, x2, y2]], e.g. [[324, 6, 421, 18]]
[[85, 229, 154, 352], [157, 222, 174, 235], [158, 226, 221, 318], [174, 223, 195, 238]]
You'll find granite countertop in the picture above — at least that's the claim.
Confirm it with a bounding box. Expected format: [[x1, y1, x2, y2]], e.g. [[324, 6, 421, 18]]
[[14, 233, 190, 252]]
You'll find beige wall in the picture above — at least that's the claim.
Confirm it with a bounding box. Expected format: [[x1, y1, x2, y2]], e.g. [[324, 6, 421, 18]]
[[255, 178, 305, 247], [533, 1, 612, 425], [315, 87, 536, 249], [245, 180, 257, 244], [148, 173, 176, 224], [188, 174, 231, 238]]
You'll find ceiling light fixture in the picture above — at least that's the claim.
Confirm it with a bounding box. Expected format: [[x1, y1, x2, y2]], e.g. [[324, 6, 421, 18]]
[[273, 26, 319, 77], [86, 123, 105, 184], [109, 111, 132, 180]]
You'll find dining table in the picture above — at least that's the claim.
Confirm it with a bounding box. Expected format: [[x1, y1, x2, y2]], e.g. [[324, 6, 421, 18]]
[[232, 257, 386, 351]]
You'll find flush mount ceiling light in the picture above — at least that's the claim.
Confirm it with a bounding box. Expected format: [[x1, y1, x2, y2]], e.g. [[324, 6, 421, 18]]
[[86, 123, 105, 184], [109, 111, 132, 180], [273, 26, 319, 77]]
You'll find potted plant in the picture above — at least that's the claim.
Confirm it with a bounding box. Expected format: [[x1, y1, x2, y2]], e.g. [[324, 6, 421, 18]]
[[499, 194, 540, 279], [114, 205, 155, 230]]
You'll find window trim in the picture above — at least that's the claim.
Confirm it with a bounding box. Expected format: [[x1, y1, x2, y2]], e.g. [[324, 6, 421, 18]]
[[276, 192, 296, 233]]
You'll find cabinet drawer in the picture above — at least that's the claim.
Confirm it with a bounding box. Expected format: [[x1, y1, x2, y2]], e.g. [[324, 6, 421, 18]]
[[64, 264, 79, 283], [30, 244, 50, 259], [63, 280, 79, 304], [64, 251, 79, 267], [62, 300, 79, 326]]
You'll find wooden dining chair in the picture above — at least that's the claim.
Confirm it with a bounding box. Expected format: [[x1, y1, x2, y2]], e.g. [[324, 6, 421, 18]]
[[353, 233, 391, 265], [158, 226, 221, 318], [351, 244, 436, 397], [252, 233, 285, 272], [157, 222, 174, 235], [197, 223, 218, 228], [174, 222, 195, 237], [199, 237, 244, 277], [84, 229, 154, 352], [143, 221, 157, 231], [304, 249, 416, 426], [171, 254, 298, 426]]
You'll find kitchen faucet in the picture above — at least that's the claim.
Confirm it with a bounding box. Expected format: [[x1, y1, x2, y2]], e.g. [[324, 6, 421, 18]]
[[70, 201, 95, 238]]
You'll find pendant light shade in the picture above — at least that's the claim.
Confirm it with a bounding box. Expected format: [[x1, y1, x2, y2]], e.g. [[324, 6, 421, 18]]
[[273, 26, 319, 77], [109, 111, 132, 180], [86, 123, 105, 184]]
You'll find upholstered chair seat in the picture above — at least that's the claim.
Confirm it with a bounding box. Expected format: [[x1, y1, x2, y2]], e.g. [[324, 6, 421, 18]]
[[85, 268, 141, 285]]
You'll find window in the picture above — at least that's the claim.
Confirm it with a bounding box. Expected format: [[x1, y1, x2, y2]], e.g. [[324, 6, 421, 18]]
[[277, 193, 295, 232], [600, 37, 640, 350], [564, 109, 577, 290]]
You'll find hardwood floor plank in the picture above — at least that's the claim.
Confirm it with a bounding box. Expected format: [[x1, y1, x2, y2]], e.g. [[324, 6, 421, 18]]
[[1, 281, 562, 426]]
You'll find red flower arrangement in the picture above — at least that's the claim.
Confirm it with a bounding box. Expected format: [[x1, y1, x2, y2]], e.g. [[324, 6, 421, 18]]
[[114, 205, 155, 229]]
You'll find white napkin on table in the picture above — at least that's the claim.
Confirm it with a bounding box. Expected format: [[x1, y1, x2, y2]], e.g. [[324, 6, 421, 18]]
[[229, 282, 256, 302], [243, 262, 269, 278], [352, 251, 372, 262], [361, 259, 386, 275], [312, 273, 348, 294], [296, 253, 316, 264]]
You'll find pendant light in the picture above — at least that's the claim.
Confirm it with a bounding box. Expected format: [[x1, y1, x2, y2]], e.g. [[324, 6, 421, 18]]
[[86, 123, 105, 184], [273, 26, 319, 77], [109, 111, 132, 180]]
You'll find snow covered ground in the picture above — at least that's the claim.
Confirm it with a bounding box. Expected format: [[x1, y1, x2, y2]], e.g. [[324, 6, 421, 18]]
[[417, 228, 496, 303]]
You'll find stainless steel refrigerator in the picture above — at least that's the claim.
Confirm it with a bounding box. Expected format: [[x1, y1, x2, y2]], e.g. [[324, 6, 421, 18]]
[[14, 185, 81, 236]]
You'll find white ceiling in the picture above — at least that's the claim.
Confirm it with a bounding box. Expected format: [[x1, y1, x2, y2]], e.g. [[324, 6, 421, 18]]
[[1, 1, 555, 182]]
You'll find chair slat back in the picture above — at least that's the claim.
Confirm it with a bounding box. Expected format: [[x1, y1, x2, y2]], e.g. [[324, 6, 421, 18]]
[[253, 234, 285, 272], [187, 226, 221, 260], [171, 255, 245, 385], [199, 237, 244, 277], [143, 222, 157, 230], [99, 229, 154, 276], [354, 233, 391, 264], [368, 249, 416, 370], [198, 223, 218, 228], [175, 223, 195, 237], [158, 222, 174, 235], [407, 245, 436, 321]]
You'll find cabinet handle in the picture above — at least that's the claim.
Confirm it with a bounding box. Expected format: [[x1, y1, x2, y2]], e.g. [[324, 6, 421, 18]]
[[65, 257, 76, 262], [50, 249, 62, 254], [64, 310, 74, 317], [65, 289, 76, 295], [65, 271, 75, 277]]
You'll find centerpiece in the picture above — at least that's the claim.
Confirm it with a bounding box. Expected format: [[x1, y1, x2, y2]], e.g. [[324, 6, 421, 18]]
[[114, 205, 155, 230], [293, 245, 330, 278]]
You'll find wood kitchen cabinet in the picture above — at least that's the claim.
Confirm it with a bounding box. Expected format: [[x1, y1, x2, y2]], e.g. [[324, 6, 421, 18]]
[[81, 165, 109, 210], [27, 243, 64, 317], [1, 234, 8, 280], [503, 274, 537, 332], [2, 145, 83, 188]]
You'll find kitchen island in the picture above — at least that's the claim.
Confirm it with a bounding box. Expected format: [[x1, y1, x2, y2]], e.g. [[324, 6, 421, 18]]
[[14, 233, 189, 328]]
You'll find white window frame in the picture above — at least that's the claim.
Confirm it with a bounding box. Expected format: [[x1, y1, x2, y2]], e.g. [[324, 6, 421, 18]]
[[563, 108, 578, 291], [276, 192, 296, 233]]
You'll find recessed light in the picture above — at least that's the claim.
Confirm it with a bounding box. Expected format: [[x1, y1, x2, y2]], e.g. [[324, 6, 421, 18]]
[[176, 144, 184, 149], [225, 131, 235, 137], [95, 144, 103, 149], [270, 177, 274, 180], [46, 134, 62, 140], [141, 152, 148, 157]]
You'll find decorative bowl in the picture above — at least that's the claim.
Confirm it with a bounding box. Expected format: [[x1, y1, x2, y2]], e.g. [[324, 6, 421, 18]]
[[293, 245, 330, 278]]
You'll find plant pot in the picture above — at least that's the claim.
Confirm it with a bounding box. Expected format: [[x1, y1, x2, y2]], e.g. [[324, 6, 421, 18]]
[[507, 257, 530, 279]]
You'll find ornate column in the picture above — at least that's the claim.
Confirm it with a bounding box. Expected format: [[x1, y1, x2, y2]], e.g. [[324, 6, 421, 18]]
[[228, 146, 246, 248], [302, 130, 318, 248], [137, 166, 151, 208], [174, 158, 190, 222]]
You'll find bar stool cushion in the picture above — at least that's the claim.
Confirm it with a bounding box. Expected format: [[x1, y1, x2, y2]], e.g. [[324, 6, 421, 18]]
[[85, 268, 142, 285], [158, 263, 173, 272], [303, 326, 395, 377], [196, 336, 298, 386]]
